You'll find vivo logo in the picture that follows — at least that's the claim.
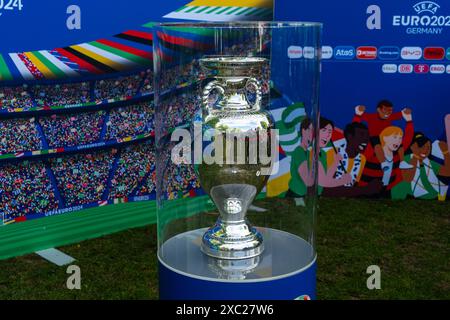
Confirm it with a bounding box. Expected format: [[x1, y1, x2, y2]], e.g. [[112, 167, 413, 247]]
[[382, 64, 398, 73], [401, 47, 423, 60], [413, 1, 440, 14], [398, 64, 414, 73], [287, 46, 303, 59]]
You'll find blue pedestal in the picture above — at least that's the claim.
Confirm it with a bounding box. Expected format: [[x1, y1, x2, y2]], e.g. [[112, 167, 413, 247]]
[[158, 228, 317, 300]]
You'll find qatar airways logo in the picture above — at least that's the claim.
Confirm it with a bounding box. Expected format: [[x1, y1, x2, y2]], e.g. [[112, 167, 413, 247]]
[[392, 1, 449, 35]]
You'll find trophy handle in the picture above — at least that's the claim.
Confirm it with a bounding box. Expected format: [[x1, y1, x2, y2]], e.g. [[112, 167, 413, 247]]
[[202, 80, 225, 113], [245, 78, 262, 110]]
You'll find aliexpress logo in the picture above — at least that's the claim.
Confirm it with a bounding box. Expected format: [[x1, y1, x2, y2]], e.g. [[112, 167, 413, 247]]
[[357, 46, 377, 59]]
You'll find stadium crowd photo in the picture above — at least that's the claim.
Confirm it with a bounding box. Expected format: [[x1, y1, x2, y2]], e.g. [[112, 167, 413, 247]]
[[0, 62, 203, 223]]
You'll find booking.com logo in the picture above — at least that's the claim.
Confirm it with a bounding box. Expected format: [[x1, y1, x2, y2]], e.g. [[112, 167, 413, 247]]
[[170, 123, 280, 176]]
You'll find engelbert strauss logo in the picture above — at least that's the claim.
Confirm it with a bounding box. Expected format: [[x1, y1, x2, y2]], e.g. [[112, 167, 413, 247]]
[[393, 1, 449, 35]]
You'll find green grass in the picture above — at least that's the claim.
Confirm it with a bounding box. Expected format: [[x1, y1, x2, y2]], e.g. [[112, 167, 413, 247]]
[[0, 198, 448, 300]]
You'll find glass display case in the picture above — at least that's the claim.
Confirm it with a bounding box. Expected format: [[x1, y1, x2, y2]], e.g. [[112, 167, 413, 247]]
[[154, 21, 322, 300]]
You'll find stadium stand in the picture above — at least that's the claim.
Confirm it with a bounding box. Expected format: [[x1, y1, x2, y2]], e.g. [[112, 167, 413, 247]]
[[0, 118, 42, 155], [105, 101, 154, 140], [32, 82, 90, 106], [0, 161, 59, 219], [39, 111, 105, 148]]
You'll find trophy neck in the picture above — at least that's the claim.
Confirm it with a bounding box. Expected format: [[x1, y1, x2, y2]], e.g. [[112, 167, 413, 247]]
[[216, 77, 252, 110]]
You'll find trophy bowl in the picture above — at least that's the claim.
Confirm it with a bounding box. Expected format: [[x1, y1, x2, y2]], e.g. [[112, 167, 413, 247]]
[[198, 56, 274, 260]]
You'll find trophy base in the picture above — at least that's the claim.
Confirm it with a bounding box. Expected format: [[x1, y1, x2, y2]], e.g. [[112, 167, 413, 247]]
[[201, 220, 264, 260], [159, 227, 317, 299]]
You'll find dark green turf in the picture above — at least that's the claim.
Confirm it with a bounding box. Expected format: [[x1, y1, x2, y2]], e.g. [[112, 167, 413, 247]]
[[0, 198, 448, 299], [0, 201, 156, 260]]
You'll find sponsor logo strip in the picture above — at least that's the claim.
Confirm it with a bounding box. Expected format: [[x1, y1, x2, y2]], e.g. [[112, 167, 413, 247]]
[[378, 46, 400, 60], [357, 46, 377, 59], [287, 46, 302, 59], [382, 64, 397, 73], [424, 47, 445, 60], [414, 64, 430, 73], [430, 64, 446, 73], [398, 64, 414, 73], [334, 46, 355, 59], [401, 47, 423, 60], [321, 46, 333, 59]]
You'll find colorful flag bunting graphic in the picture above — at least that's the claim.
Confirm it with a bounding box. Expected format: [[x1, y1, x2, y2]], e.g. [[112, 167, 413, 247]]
[[163, 0, 273, 21]]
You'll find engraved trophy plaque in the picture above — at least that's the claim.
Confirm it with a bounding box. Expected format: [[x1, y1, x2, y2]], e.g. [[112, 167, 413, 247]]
[[198, 56, 274, 260]]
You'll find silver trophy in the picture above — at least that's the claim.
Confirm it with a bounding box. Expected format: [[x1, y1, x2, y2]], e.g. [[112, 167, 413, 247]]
[[198, 56, 274, 260]]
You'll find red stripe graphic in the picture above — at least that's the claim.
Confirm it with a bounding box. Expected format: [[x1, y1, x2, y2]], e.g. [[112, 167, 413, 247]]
[[55, 48, 103, 74], [96, 39, 152, 59], [157, 31, 211, 50], [123, 30, 153, 41]]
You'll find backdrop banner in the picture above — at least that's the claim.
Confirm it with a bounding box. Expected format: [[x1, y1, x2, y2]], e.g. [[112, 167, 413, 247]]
[[275, 0, 450, 201], [0, 1, 274, 263]]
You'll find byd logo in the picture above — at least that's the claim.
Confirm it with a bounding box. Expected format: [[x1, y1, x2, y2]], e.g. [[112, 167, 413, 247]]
[[401, 47, 423, 60], [357, 46, 377, 59]]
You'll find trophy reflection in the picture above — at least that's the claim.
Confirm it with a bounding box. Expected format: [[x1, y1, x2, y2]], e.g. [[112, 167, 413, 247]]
[[208, 256, 261, 280], [198, 56, 274, 260]]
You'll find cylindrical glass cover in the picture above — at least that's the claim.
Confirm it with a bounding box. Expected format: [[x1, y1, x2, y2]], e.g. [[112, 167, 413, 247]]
[[154, 22, 321, 284]]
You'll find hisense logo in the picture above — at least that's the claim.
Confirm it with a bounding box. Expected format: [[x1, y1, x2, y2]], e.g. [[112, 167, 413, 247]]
[[413, 1, 440, 14]]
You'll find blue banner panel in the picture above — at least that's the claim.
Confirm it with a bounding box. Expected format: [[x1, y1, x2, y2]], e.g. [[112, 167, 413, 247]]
[[0, 0, 186, 52], [275, 0, 450, 200]]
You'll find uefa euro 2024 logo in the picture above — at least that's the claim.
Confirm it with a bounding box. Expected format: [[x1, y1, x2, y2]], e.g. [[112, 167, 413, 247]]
[[0, 0, 24, 17], [367, 1, 449, 34], [393, 1, 449, 35], [412, 1, 440, 14]]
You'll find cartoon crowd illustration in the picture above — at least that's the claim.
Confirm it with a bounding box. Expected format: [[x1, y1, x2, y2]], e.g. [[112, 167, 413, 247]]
[[288, 101, 450, 201]]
